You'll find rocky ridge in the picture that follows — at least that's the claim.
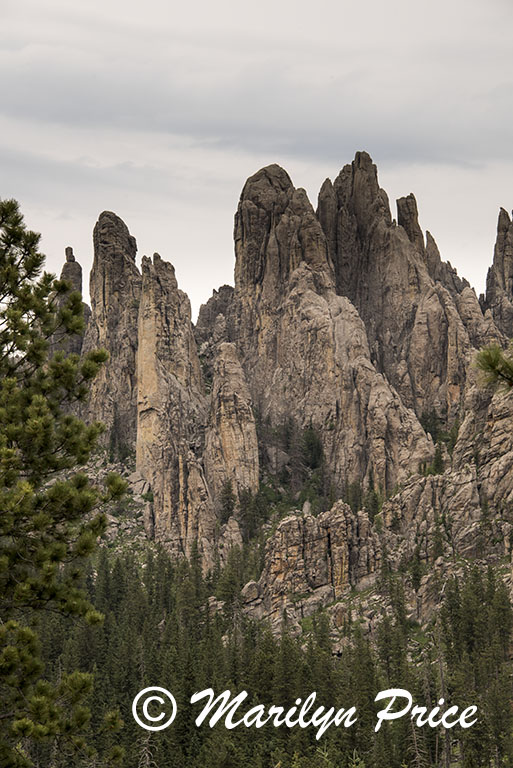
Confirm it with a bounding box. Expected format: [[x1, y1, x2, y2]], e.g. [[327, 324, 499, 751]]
[[58, 152, 513, 635]]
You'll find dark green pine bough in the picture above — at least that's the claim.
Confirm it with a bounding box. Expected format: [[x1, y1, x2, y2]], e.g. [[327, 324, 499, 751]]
[[0, 199, 126, 767], [476, 341, 513, 390]]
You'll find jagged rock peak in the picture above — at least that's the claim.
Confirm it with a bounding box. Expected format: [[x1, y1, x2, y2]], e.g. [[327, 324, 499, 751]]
[[316, 151, 490, 418], [60, 246, 82, 295], [195, 284, 234, 343], [333, 150, 392, 228], [316, 151, 392, 299], [93, 210, 137, 263], [234, 163, 334, 302], [141, 252, 177, 289], [485, 207, 513, 336], [138, 252, 202, 393], [82, 211, 142, 450], [50, 247, 85, 356], [397, 193, 425, 253]]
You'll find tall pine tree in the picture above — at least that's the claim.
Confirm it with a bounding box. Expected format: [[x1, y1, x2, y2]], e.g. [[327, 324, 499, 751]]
[[0, 199, 125, 767]]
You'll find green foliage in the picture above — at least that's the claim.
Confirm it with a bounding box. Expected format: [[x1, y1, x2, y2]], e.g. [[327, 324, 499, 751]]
[[439, 566, 513, 765], [432, 443, 444, 474], [431, 517, 444, 560], [345, 481, 363, 513], [476, 341, 513, 390], [238, 487, 271, 541], [420, 410, 460, 456], [348, 750, 366, 767], [420, 443, 445, 477], [301, 426, 323, 470], [220, 478, 236, 524], [410, 547, 423, 593], [0, 199, 125, 766], [362, 474, 383, 522], [35, 545, 513, 768], [255, 417, 333, 514], [420, 409, 442, 443]]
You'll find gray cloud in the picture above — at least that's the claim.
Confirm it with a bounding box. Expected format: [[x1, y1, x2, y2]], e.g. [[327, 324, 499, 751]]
[[1, 0, 513, 316]]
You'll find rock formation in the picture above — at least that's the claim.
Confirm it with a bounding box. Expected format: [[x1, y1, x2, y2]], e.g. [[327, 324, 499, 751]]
[[50, 246, 87, 356], [317, 151, 495, 420], [231, 163, 433, 494], [61, 245, 82, 295], [484, 207, 513, 337], [136, 253, 216, 564], [204, 342, 259, 505], [242, 502, 381, 631], [53, 151, 513, 632], [82, 211, 142, 451]]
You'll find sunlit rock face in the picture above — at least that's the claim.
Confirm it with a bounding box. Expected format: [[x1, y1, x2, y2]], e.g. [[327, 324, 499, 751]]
[[135, 253, 216, 567]]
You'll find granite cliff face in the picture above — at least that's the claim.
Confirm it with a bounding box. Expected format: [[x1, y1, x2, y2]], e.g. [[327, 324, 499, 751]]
[[135, 253, 215, 563], [317, 152, 496, 420], [60, 151, 513, 630], [484, 207, 513, 337], [82, 211, 142, 450], [204, 342, 259, 504], [230, 164, 433, 494]]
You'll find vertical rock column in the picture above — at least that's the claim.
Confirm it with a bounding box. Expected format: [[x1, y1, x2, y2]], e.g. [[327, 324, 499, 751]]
[[204, 342, 259, 507], [82, 212, 142, 452], [50, 246, 86, 357], [231, 163, 432, 494], [485, 208, 513, 337], [136, 254, 216, 566]]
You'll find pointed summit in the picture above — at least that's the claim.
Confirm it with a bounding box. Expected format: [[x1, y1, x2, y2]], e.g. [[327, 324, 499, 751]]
[[234, 164, 333, 307], [397, 193, 424, 253], [485, 208, 513, 336], [93, 210, 137, 263], [60, 246, 82, 295], [316, 151, 488, 418], [82, 211, 142, 450]]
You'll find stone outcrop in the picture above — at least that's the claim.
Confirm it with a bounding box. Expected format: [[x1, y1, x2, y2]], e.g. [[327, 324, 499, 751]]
[[453, 383, 513, 515], [194, 285, 234, 348], [61, 246, 83, 295], [204, 342, 259, 506], [243, 502, 380, 631], [231, 163, 433, 494], [194, 285, 235, 388], [50, 246, 87, 356], [55, 150, 513, 608], [82, 211, 142, 450], [484, 208, 513, 337], [317, 151, 494, 420], [242, 459, 510, 634], [136, 253, 216, 566]]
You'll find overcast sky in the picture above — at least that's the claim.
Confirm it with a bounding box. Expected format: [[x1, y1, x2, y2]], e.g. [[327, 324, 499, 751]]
[[2, 0, 513, 318]]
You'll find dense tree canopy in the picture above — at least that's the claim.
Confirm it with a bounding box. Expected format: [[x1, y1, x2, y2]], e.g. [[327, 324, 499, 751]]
[[0, 199, 125, 767]]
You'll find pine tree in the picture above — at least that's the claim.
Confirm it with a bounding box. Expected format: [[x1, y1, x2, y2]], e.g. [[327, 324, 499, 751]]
[[0, 199, 125, 766], [476, 341, 513, 390], [220, 478, 236, 523]]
